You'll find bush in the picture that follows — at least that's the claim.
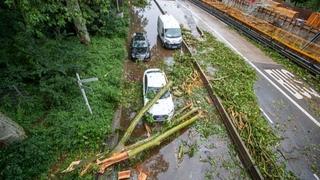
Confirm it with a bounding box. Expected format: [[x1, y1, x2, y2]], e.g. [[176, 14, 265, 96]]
[[0, 36, 126, 179]]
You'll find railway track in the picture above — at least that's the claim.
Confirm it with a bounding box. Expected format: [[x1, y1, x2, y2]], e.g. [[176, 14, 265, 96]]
[[189, 0, 320, 75], [153, 0, 264, 179]]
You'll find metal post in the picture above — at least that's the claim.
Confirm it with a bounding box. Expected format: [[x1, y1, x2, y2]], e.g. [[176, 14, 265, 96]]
[[76, 73, 98, 114]]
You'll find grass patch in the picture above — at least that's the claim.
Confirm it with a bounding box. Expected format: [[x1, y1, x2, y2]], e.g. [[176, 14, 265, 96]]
[[183, 30, 295, 179], [0, 36, 126, 179]]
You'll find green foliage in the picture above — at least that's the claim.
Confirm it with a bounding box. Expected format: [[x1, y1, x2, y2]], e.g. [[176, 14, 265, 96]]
[[0, 0, 129, 178], [290, 0, 320, 11], [182, 30, 294, 179], [2, 0, 128, 37], [93, 9, 129, 37], [144, 113, 155, 124], [0, 36, 126, 179], [146, 91, 157, 100], [132, 0, 150, 8]]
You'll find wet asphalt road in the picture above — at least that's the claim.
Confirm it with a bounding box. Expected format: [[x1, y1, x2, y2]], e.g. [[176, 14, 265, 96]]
[[156, 0, 320, 179], [117, 0, 249, 179]]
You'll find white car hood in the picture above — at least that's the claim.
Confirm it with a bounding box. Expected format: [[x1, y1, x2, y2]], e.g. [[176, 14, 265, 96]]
[[146, 97, 174, 116]]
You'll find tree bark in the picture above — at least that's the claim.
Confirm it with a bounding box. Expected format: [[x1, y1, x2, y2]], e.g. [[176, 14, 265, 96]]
[[66, 0, 91, 44]]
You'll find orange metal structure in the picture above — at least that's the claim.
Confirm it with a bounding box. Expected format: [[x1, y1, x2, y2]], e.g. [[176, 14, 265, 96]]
[[306, 12, 320, 29], [267, 6, 298, 19], [202, 0, 320, 63]]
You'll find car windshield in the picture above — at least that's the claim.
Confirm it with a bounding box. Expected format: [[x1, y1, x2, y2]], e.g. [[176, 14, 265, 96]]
[[165, 28, 181, 38], [146, 87, 170, 99], [133, 40, 148, 48]]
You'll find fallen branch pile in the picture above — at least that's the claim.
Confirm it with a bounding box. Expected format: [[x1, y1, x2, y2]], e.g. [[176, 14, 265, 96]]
[[62, 81, 202, 176]]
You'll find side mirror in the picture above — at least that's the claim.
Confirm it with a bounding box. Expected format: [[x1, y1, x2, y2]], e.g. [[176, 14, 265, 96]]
[[161, 32, 164, 37]]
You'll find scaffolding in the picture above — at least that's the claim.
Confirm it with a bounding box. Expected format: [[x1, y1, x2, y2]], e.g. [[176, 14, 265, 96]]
[[203, 0, 320, 63]]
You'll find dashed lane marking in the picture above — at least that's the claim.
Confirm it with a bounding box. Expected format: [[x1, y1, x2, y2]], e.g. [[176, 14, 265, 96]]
[[178, 1, 320, 127], [265, 69, 320, 100]]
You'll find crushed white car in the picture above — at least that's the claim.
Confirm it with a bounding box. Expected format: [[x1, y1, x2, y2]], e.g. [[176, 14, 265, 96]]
[[143, 69, 174, 122]]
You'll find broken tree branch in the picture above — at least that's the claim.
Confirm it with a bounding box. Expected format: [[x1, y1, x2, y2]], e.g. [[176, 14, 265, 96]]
[[172, 107, 200, 125], [97, 113, 201, 173], [114, 81, 173, 151]]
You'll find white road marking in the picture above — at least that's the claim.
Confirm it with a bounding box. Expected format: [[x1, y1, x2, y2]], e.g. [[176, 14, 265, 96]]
[[314, 174, 320, 180], [260, 108, 274, 124], [265, 69, 319, 100], [178, 1, 320, 127]]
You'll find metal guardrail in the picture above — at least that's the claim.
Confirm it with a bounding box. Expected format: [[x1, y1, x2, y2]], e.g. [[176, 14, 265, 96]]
[[189, 0, 320, 75], [182, 40, 264, 180], [153, 0, 264, 179]]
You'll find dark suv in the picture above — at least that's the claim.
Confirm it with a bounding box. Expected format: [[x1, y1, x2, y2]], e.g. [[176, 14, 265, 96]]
[[130, 32, 151, 61]]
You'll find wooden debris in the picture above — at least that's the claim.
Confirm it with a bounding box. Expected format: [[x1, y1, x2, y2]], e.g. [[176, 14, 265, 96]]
[[118, 170, 131, 180], [138, 171, 147, 180], [97, 114, 201, 174], [80, 163, 93, 176], [62, 160, 80, 173], [173, 89, 184, 97], [178, 144, 184, 160], [180, 70, 202, 95], [205, 96, 212, 104], [127, 114, 201, 158], [144, 123, 152, 137], [136, 165, 147, 180], [98, 152, 129, 174], [172, 107, 200, 125]]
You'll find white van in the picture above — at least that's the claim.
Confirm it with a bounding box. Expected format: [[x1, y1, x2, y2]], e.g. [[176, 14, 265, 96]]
[[157, 14, 182, 49]]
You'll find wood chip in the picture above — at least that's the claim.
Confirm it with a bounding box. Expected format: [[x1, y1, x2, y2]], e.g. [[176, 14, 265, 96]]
[[138, 171, 147, 180], [136, 165, 147, 180], [62, 160, 80, 173], [144, 123, 151, 137], [205, 96, 212, 104], [118, 170, 131, 180]]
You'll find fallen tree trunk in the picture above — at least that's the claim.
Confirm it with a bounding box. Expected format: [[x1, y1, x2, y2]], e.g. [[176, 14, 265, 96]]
[[114, 81, 173, 151], [98, 113, 201, 173], [172, 107, 200, 125], [63, 81, 173, 173], [66, 0, 91, 44], [123, 107, 199, 152]]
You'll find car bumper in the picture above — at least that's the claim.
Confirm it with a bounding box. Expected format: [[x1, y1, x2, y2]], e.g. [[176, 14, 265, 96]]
[[152, 110, 174, 122], [131, 54, 150, 61], [164, 43, 182, 49]]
